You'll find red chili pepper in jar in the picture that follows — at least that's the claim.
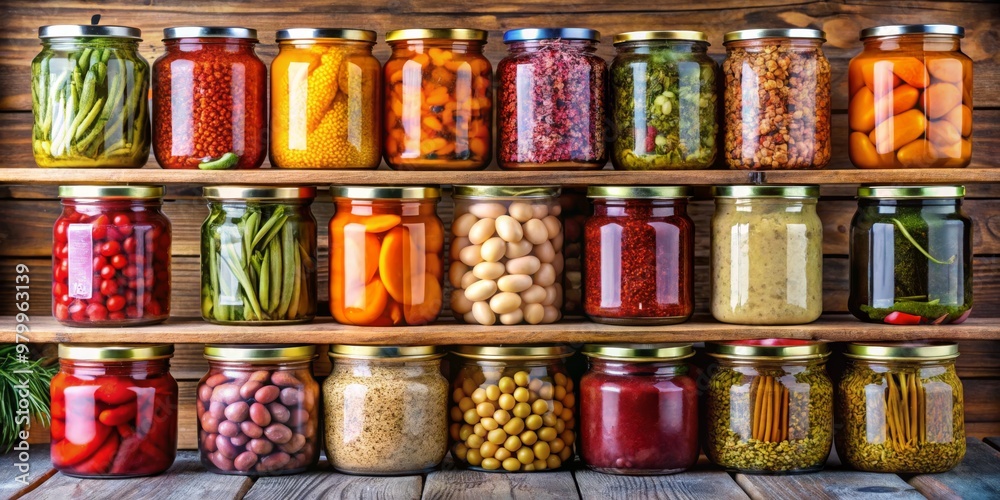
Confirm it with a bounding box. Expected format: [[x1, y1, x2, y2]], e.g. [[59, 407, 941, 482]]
[[884, 311, 924, 325]]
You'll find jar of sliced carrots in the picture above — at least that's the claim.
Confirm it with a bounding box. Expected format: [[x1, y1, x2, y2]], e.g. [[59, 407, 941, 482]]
[[383, 29, 492, 170], [329, 186, 444, 325], [848, 25, 972, 169]]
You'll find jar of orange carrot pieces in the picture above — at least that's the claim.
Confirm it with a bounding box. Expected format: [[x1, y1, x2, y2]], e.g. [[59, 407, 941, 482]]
[[270, 29, 381, 169], [329, 186, 444, 325], [848, 25, 972, 169], [383, 29, 492, 170]]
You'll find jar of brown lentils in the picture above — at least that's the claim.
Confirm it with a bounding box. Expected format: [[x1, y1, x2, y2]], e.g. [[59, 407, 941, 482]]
[[722, 29, 831, 170]]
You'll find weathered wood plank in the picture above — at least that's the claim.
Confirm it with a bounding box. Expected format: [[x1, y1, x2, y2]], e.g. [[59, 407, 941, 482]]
[[422, 467, 579, 500], [735, 468, 923, 500], [987, 436, 1000, 452], [907, 437, 1000, 500], [0, 446, 54, 500], [574, 468, 749, 500], [953, 341, 1000, 379], [968, 423, 1000, 440], [245, 471, 422, 500]]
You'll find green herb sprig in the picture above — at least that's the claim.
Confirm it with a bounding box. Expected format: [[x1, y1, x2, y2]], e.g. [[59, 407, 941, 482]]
[[0, 345, 56, 451]]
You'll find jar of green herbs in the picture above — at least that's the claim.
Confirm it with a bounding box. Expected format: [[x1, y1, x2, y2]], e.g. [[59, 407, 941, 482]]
[[201, 186, 318, 324], [610, 31, 718, 170], [848, 186, 972, 325], [837, 342, 965, 473]]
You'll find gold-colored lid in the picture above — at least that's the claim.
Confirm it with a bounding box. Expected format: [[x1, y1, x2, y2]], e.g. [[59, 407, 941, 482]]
[[845, 341, 959, 361], [707, 339, 830, 360], [453, 185, 561, 198], [203, 186, 317, 200], [330, 186, 441, 200], [59, 344, 174, 361], [857, 185, 965, 199], [276, 28, 376, 42], [587, 186, 691, 199], [329, 345, 443, 360], [582, 343, 694, 362], [724, 28, 826, 43], [452, 345, 574, 360], [713, 185, 819, 199], [614, 30, 708, 44], [386, 29, 488, 42], [58, 185, 164, 199], [204, 344, 316, 362]]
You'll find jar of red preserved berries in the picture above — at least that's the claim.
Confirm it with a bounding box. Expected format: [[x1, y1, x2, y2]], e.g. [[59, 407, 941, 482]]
[[153, 27, 267, 170], [584, 186, 693, 325], [497, 28, 608, 170], [53, 186, 171, 326], [51, 344, 178, 478], [580, 343, 699, 475]]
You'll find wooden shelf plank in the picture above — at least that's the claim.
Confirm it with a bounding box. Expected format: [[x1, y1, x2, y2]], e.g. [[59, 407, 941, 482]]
[[244, 470, 422, 500], [9, 315, 1000, 345], [1, 446, 54, 500], [907, 438, 1000, 499], [574, 468, 749, 500], [734, 468, 923, 499], [422, 467, 580, 500]]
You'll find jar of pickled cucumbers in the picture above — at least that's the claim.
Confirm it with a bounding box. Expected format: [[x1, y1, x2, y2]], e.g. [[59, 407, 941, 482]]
[[270, 29, 381, 169], [329, 186, 444, 326], [449, 345, 576, 472], [384, 29, 491, 170], [32, 24, 150, 168]]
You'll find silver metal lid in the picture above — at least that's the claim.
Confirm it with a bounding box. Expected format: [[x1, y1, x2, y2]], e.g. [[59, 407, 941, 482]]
[[39, 25, 141, 40], [276, 28, 376, 42], [724, 28, 826, 43], [861, 24, 965, 40], [164, 27, 258, 41], [504, 28, 600, 43], [713, 185, 820, 199]]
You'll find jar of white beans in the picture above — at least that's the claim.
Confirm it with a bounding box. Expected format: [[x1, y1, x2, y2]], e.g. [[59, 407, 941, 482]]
[[450, 186, 564, 325]]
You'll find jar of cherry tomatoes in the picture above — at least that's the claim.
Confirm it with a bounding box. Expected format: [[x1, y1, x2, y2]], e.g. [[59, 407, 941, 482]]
[[51, 344, 178, 478], [584, 186, 694, 325], [53, 185, 171, 326], [329, 186, 444, 326], [153, 27, 267, 170], [384, 29, 491, 170], [848, 25, 972, 169], [579, 343, 699, 475]]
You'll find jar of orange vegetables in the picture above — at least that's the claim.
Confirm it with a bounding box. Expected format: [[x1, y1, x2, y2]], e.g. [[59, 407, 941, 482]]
[[329, 186, 444, 325], [848, 25, 972, 169], [270, 29, 381, 169], [383, 29, 492, 170]]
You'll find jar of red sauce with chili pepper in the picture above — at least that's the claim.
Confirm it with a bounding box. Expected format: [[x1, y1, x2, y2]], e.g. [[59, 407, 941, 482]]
[[51, 344, 177, 478], [580, 343, 699, 475], [153, 27, 267, 170], [52, 185, 171, 327], [584, 186, 693, 325]]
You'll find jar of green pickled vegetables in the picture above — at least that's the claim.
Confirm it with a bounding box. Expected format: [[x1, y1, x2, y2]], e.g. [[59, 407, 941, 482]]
[[201, 187, 318, 324], [32, 24, 150, 168]]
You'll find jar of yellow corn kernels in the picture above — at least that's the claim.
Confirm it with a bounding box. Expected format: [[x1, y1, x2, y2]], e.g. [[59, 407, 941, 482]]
[[270, 29, 382, 169]]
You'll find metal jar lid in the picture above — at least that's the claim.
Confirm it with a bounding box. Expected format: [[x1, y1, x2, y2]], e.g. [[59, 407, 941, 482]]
[[58, 185, 164, 199], [385, 29, 488, 42], [203, 186, 317, 201], [276, 28, 376, 42], [59, 344, 174, 361], [452, 345, 574, 361], [163, 27, 258, 41], [613, 30, 708, 45], [845, 341, 959, 361], [861, 24, 965, 40], [707, 339, 830, 361], [39, 25, 142, 40], [204, 344, 316, 362], [587, 186, 691, 199], [329, 345, 443, 360], [453, 185, 560, 199], [330, 186, 441, 200], [713, 185, 820, 199], [504, 28, 600, 43], [857, 185, 965, 199], [724, 28, 827, 43], [582, 343, 694, 362]]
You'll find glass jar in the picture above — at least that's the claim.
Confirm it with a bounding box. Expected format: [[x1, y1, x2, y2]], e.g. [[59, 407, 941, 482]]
[[579, 344, 699, 475], [324, 345, 449, 475], [584, 187, 693, 324], [848, 186, 972, 325], [270, 29, 381, 169], [32, 25, 150, 168], [836, 342, 965, 473], [449, 345, 576, 472], [849, 25, 971, 169], [559, 189, 589, 316], [711, 186, 823, 325], [52, 186, 171, 327], [450, 186, 564, 325], [153, 27, 267, 170], [51, 344, 177, 477], [201, 186, 318, 324], [196, 345, 320, 476], [722, 29, 831, 170], [610, 31, 718, 170], [498, 28, 607, 170], [329, 186, 444, 326], [383, 29, 491, 170], [706, 340, 833, 474]]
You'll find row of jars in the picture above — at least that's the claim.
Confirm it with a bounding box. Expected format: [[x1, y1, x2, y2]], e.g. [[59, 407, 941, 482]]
[[51, 340, 966, 478], [31, 23, 973, 171], [52, 184, 973, 327]]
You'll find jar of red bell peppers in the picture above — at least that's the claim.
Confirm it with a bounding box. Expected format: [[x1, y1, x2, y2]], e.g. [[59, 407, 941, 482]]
[[52, 185, 171, 327], [153, 27, 267, 170], [51, 344, 178, 478]]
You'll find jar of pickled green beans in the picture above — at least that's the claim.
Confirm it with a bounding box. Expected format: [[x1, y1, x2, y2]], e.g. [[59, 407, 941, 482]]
[[32, 24, 150, 168], [201, 187, 318, 324]]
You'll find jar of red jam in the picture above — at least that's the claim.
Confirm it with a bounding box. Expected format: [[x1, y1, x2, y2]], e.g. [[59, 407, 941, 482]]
[[584, 186, 694, 324], [53, 186, 171, 326], [579, 344, 699, 475], [51, 344, 178, 478], [153, 27, 267, 170]]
